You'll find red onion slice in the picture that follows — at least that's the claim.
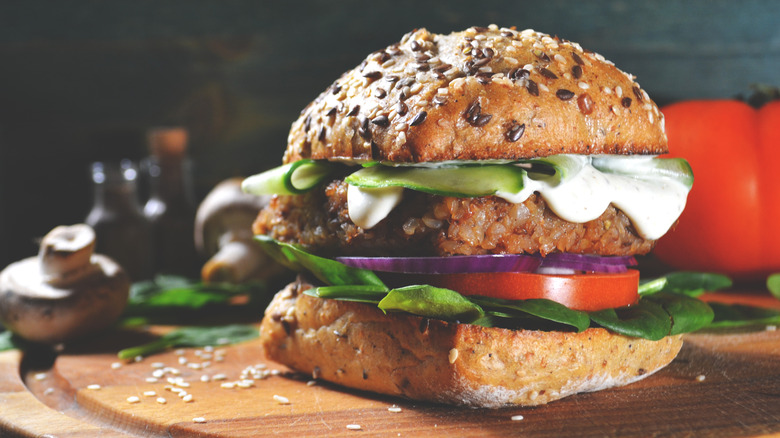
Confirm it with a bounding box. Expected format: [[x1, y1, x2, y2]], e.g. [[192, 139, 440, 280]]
[[538, 253, 637, 273], [336, 254, 542, 274], [336, 253, 637, 274]]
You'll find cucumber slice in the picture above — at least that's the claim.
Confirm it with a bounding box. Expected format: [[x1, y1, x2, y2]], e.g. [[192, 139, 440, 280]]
[[345, 164, 527, 197], [591, 156, 694, 188], [242, 159, 337, 195]]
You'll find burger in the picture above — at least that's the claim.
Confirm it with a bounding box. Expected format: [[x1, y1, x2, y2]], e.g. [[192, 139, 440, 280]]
[[242, 26, 707, 407]]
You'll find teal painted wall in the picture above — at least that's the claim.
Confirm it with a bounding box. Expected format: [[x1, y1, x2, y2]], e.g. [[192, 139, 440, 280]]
[[1, 0, 778, 267]]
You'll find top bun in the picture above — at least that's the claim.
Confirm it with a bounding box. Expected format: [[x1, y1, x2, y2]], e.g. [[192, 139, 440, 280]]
[[284, 26, 667, 164]]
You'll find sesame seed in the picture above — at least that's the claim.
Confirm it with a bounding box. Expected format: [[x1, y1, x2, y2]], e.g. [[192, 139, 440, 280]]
[[553, 53, 566, 64], [388, 405, 403, 413], [87, 384, 101, 390], [143, 391, 156, 397], [448, 348, 459, 364], [193, 417, 206, 423], [151, 362, 165, 369], [696, 374, 706, 382], [221, 382, 236, 389], [616, 85, 623, 98], [346, 424, 362, 430], [767, 325, 778, 331], [578, 82, 590, 90], [511, 415, 525, 421], [127, 396, 141, 404], [146, 377, 159, 383], [111, 362, 122, 370], [182, 394, 194, 402], [274, 395, 291, 405], [538, 83, 550, 93], [156, 397, 167, 404], [134, 356, 144, 363], [213, 373, 228, 381], [34, 373, 47, 381]]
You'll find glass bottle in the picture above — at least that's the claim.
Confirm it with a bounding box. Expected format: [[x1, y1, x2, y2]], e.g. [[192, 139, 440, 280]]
[[85, 160, 153, 281], [142, 127, 200, 277]]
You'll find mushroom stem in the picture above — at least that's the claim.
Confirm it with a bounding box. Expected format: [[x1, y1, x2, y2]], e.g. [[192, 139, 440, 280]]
[[201, 240, 269, 284], [38, 224, 101, 287]]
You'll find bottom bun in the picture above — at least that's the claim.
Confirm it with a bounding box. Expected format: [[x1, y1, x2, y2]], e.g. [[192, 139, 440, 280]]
[[259, 278, 683, 408]]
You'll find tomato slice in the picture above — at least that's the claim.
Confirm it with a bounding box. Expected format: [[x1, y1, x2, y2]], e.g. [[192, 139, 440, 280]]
[[381, 270, 639, 312]]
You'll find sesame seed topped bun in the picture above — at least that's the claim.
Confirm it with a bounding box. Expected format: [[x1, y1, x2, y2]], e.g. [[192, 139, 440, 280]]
[[285, 25, 667, 164]]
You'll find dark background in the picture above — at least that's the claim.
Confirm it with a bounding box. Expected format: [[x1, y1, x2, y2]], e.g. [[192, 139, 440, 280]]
[[1, 0, 778, 270]]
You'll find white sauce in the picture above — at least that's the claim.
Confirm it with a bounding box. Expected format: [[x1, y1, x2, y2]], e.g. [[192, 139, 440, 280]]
[[347, 156, 689, 240], [347, 184, 404, 229]]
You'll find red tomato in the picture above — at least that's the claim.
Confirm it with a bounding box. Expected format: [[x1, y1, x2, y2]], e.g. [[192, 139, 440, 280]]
[[653, 100, 780, 280], [383, 270, 639, 312]]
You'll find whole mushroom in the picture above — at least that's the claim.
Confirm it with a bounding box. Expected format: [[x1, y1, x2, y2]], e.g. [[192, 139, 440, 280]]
[[194, 178, 281, 283], [0, 224, 130, 344]]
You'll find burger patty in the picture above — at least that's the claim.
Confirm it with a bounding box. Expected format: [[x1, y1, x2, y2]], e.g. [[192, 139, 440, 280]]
[[253, 179, 655, 257]]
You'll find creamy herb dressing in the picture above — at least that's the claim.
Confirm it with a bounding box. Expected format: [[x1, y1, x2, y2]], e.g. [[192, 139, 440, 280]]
[[347, 155, 690, 240]]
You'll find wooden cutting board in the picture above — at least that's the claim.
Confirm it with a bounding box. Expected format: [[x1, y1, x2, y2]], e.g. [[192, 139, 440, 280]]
[[3, 293, 780, 437]]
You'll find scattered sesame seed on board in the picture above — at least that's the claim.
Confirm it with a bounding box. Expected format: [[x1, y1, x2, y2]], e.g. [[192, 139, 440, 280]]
[[273, 394, 291, 405], [193, 417, 206, 423], [511, 415, 525, 421], [127, 396, 141, 404], [156, 397, 167, 404], [696, 374, 706, 382], [388, 405, 403, 413], [34, 373, 47, 381], [86, 384, 101, 390], [346, 424, 362, 430]]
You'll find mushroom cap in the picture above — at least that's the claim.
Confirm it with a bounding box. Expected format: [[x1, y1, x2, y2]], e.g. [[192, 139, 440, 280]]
[[194, 178, 270, 256], [0, 254, 130, 344]]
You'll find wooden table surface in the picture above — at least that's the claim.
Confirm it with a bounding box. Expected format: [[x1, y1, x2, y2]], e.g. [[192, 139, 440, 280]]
[[2, 293, 780, 437]]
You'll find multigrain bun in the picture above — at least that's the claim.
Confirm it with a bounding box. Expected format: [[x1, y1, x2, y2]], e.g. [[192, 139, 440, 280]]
[[260, 279, 684, 408], [285, 26, 666, 164]]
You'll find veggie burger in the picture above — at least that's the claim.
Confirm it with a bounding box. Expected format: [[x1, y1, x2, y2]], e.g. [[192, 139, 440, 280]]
[[242, 26, 704, 407]]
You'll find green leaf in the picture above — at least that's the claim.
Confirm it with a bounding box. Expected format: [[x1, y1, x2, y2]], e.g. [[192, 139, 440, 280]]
[[638, 277, 668, 296], [378, 285, 485, 323], [768, 274, 780, 299], [705, 302, 780, 329], [470, 296, 590, 332], [306, 284, 388, 303], [117, 324, 259, 359], [646, 292, 714, 335], [255, 235, 386, 288], [589, 300, 672, 341], [660, 272, 732, 297]]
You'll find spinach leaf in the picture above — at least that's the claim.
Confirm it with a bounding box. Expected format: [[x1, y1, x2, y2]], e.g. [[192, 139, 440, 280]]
[[306, 284, 388, 303], [705, 302, 780, 329], [768, 274, 780, 299], [589, 300, 671, 341], [378, 285, 485, 323], [659, 272, 732, 297], [117, 324, 259, 359], [646, 292, 714, 335], [255, 235, 386, 288], [470, 296, 590, 332]]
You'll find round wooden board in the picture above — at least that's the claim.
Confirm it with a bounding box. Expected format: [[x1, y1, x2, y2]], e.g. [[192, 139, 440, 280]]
[[3, 294, 780, 437]]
